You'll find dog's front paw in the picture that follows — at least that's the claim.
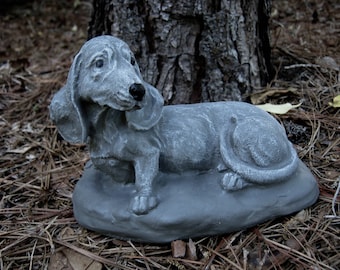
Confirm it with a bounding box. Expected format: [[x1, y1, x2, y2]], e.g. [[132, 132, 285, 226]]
[[131, 194, 158, 215], [220, 172, 252, 191]]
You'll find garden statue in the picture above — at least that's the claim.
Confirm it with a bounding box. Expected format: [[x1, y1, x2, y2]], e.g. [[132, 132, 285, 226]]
[[50, 35, 319, 243]]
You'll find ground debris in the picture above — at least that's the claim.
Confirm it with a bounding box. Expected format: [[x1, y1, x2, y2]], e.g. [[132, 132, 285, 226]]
[[171, 240, 187, 258]]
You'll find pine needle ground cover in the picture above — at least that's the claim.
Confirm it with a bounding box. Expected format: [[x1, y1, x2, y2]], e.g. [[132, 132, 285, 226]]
[[0, 1, 339, 269]]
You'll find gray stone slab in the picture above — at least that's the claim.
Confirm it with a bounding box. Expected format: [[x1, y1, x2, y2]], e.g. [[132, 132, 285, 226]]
[[73, 159, 319, 243]]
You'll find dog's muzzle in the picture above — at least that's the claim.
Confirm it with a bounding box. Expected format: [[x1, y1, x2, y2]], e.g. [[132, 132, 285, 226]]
[[129, 83, 145, 102]]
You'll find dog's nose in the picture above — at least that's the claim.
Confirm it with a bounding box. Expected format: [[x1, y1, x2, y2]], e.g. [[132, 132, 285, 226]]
[[129, 83, 145, 101]]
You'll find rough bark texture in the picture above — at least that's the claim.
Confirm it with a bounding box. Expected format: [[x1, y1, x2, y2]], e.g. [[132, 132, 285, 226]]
[[88, 0, 273, 104]]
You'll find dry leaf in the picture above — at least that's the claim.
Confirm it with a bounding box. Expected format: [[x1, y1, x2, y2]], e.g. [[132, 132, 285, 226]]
[[49, 248, 102, 270], [293, 209, 309, 223], [64, 248, 102, 270], [171, 240, 186, 258], [186, 239, 197, 260], [286, 209, 309, 228], [325, 170, 340, 179], [256, 103, 301, 114], [328, 95, 340, 108], [316, 56, 339, 71], [59, 226, 76, 240], [49, 251, 72, 270], [286, 238, 302, 250], [250, 87, 297, 105]]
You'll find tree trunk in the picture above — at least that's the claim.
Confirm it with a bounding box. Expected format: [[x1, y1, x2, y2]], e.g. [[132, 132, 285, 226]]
[[88, 0, 273, 104]]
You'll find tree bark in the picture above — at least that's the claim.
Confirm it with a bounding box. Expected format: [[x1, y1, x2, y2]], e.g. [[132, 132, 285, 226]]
[[88, 0, 273, 104]]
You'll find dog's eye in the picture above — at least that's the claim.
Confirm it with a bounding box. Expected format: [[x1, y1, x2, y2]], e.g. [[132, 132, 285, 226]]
[[95, 59, 104, 68], [130, 56, 136, 66]]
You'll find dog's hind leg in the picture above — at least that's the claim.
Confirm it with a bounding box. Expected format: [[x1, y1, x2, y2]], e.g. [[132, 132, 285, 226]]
[[217, 162, 254, 191], [220, 172, 254, 191]]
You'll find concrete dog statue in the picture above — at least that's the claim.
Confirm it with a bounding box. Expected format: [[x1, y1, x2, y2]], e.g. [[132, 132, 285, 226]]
[[50, 35, 298, 215]]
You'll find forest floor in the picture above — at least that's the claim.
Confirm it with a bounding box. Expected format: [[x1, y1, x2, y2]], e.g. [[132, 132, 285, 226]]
[[0, 0, 339, 269]]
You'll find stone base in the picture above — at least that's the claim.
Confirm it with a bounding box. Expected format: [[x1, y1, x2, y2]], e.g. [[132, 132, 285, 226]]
[[72, 160, 319, 243]]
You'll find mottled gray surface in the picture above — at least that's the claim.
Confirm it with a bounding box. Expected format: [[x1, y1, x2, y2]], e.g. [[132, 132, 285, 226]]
[[50, 36, 319, 242], [73, 160, 318, 243]]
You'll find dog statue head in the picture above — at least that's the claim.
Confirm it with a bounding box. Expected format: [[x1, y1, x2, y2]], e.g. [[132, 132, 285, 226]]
[[50, 35, 164, 143]]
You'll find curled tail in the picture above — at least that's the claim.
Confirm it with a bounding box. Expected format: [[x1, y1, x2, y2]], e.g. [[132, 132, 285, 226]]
[[220, 115, 299, 185]]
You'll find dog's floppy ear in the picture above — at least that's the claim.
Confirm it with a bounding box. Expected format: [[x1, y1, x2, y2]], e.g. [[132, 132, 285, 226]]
[[50, 52, 88, 143], [126, 83, 164, 130]]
